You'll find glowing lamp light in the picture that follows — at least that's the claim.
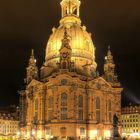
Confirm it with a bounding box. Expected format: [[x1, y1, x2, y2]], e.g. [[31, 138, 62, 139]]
[[131, 133, 139, 137], [32, 130, 36, 135], [46, 135, 50, 138], [50, 135, 54, 138], [17, 131, 20, 136], [90, 130, 97, 138], [122, 133, 126, 136], [104, 130, 111, 138]]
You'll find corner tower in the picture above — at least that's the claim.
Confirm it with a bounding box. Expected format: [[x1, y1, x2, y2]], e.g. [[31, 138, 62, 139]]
[[103, 46, 120, 87], [44, 0, 97, 77], [26, 49, 38, 84]]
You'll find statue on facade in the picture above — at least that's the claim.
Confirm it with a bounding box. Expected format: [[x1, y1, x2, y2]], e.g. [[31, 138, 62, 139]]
[[112, 114, 121, 138]]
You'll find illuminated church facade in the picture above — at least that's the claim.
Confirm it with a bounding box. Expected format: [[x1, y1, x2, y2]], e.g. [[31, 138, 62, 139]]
[[19, 0, 122, 139]]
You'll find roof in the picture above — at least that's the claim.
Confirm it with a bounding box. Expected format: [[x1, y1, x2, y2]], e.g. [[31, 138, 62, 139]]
[[121, 105, 140, 114]]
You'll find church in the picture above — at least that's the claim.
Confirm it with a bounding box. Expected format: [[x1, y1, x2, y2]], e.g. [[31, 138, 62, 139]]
[[19, 0, 123, 139]]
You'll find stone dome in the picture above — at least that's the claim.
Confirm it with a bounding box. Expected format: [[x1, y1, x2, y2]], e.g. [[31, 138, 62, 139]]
[[45, 0, 97, 74]]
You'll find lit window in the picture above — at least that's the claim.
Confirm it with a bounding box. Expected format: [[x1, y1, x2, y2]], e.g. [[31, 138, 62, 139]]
[[96, 97, 100, 122], [48, 96, 53, 108], [96, 97, 100, 109], [78, 95, 83, 120], [48, 110, 53, 120], [35, 98, 38, 111], [48, 96, 54, 120], [79, 95, 83, 107], [80, 128, 85, 135], [61, 93, 67, 120], [96, 110, 100, 122], [61, 93, 67, 106], [109, 112, 112, 122], [61, 108, 67, 120], [78, 109, 83, 120]]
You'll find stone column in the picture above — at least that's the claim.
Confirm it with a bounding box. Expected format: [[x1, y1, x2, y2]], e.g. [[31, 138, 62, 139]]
[[87, 91, 93, 120], [40, 90, 45, 124], [39, 89, 46, 139]]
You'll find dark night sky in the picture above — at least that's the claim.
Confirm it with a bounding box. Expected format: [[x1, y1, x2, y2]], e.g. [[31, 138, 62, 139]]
[[0, 0, 140, 107]]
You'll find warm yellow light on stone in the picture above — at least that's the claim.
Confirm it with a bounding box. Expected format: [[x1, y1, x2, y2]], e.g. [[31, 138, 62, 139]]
[[19, 0, 122, 139], [90, 130, 97, 138], [104, 130, 111, 138], [45, 0, 97, 72]]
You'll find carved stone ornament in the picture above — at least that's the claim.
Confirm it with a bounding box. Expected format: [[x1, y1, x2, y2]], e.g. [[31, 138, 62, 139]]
[[40, 90, 45, 98], [71, 83, 77, 91], [61, 79, 67, 85], [28, 92, 33, 100], [96, 83, 101, 89]]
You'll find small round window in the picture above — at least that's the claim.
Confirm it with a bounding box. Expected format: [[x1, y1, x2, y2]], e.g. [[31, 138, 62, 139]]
[[61, 79, 67, 85]]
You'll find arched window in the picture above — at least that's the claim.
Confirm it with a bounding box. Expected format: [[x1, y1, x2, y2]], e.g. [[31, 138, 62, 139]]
[[48, 96, 54, 120], [61, 93, 67, 120], [96, 97, 100, 122], [96, 97, 100, 109], [61, 93, 67, 106], [35, 98, 38, 111], [48, 96, 53, 108], [79, 95, 83, 107], [80, 127, 85, 135], [78, 95, 83, 120], [108, 100, 112, 122]]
